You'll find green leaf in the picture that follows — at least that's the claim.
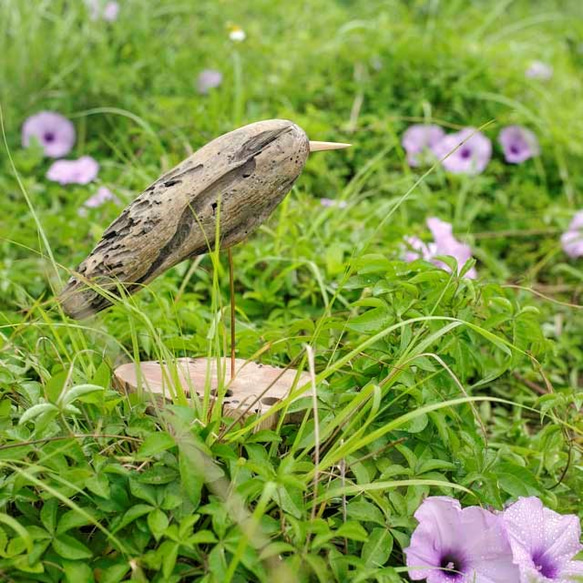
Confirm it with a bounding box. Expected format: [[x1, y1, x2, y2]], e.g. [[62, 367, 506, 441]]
[[6, 536, 28, 557], [86, 474, 110, 498], [129, 479, 158, 506], [336, 521, 368, 541], [137, 431, 175, 458], [0, 526, 6, 555], [28, 539, 51, 566], [188, 530, 217, 544], [245, 430, 282, 443], [161, 540, 179, 579], [45, 370, 68, 403], [179, 450, 203, 509], [402, 412, 428, 434], [361, 528, 393, 567], [10, 555, 44, 573], [112, 504, 154, 533], [98, 562, 130, 583], [347, 307, 392, 334], [52, 535, 92, 560], [63, 560, 95, 583], [276, 485, 304, 519], [0, 513, 33, 553], [91, 362, 111, 388], [18, 403, 58, 425], [60, 384, 105, 406], [57, 508, 100, 535], [136, 466, 179, 485], [346, 500, 385, 526], [40, 499, 58, 534], [147, 509, 169, 541], [497, 463, 541, 497], [208, 544, 227, 580]]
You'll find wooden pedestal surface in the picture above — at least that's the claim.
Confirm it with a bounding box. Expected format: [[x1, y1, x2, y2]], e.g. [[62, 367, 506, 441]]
[[114, 357, 310, 429]]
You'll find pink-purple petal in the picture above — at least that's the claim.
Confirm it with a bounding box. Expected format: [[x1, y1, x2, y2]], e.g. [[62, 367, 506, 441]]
[[567, 211, 583, 232], [426, 217, 477, 278], [85, 186, 118, 208], [402, 124, 446, 167], [503, 497, 583, 583], [405, 497, 519, 583], [526, 61, 553, 80], [197, 69, 223, 94], [426, 217, 454, 245], [432, 128, 492, 175], [87, 0, 119, 21], [561, 213, 583, 259], [403, 236, 435, 262], [562, 559, 583, 580], [498, 126, 540, 164], [46, 156, 99, 185], [22, 111, 76, 158]]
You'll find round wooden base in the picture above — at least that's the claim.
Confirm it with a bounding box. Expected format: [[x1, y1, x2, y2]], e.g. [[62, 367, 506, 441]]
[[113, 357, 310, 429]]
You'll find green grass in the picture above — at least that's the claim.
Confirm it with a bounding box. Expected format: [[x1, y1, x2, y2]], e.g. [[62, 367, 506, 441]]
[[0, 0, 582, 581]]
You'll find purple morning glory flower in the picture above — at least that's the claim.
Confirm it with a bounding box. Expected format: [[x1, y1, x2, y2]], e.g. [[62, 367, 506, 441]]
[[503, 497, 583, 582], [87, 0, 119, 21], [405, 497, 519, 582], [403, 218, 477, 279], [21, 111, 76, 158], [197, 69, 223, 95], [432, 128, 492, 175], [526, 61, 553, 81], [498, 126, 540, 164], [560, 211, 583, 259], [320, 198, 348, 209], [46, 156, 99, 185], [402, 124, 446, 167]]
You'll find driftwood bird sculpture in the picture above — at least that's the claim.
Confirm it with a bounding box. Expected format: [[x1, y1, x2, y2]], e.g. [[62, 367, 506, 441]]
[[60, 119, 349, 319], [59, 119, 349, 427]]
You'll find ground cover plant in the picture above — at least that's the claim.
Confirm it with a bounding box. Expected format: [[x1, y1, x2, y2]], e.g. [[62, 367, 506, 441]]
[[0, 0, 582, 581]]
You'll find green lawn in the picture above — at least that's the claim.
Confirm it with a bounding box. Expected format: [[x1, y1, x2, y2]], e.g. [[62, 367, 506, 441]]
[[0, 0, 582, 581]]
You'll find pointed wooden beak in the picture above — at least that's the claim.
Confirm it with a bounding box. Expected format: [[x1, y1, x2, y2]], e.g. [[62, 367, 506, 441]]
[[309, 141, 351, 152]]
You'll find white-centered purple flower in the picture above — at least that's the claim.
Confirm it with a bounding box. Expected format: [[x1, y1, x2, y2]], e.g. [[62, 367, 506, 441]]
[[526, 61, 553, 81], [502, 497, 583, 583], [405, 497, 519, 582], [498, 126, 540, 164], [403, 217, 477, 279], [87, 0, 120, 21], [432, 128, 492, 175], [320, 198, 348, 209], [560, 211, 583, 259], [402, 124, 446, 167], [21, 111, 76, 158], [197, 69, 223, 95], [47, 156, 99, 185]]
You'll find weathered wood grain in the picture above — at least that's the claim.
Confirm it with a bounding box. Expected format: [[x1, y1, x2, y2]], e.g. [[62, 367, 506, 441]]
[[60, 119, 309, 319]]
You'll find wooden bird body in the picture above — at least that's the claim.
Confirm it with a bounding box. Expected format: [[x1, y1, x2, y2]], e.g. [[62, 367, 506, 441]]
[[60, 119, 347, 319]]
